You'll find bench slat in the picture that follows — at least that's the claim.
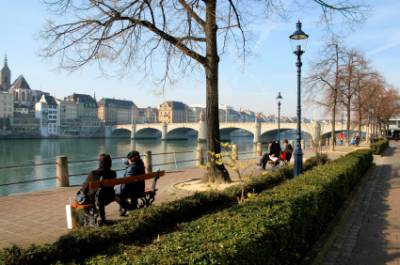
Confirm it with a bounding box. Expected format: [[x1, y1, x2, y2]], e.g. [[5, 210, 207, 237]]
[[89, 171, 165, 190]]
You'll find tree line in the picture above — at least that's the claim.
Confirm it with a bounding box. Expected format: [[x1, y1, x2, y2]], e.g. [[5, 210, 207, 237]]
[[306, 38, 400, 150]]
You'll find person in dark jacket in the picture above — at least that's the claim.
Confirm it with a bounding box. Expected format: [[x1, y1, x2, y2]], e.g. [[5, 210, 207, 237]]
[[115, 150, 145, 216], [259, 141, 282, 169], [81, 154, 116, 225]]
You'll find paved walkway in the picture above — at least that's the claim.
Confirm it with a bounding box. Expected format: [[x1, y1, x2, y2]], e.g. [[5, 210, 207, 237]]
[[0, 145, 361, 249], [319, 141, 400, 265]]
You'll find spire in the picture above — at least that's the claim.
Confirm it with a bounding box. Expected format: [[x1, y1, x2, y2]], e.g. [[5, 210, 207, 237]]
[[4, 54, 7, 66], [93, 91, 96, 100]]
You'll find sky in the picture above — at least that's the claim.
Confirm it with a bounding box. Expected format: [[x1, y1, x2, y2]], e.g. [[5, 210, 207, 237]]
[[0, 0, 399, 119]]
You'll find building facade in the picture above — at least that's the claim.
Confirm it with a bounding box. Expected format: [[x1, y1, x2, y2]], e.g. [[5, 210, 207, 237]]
[[158, 101, 189, 123], [35, 95, 60, 136], [64, 93, 101, 136], [98, 98, 137, 125], [0, 91, 14, 132]]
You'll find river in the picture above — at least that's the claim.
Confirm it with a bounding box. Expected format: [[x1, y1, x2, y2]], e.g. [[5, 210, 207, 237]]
[[0, 130, 310, 196]]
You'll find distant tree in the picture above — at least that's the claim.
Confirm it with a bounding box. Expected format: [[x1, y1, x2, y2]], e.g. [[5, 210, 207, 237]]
[[352, 65, 376, 137], [339, 49, 364, 146], [305, 39, 345, 150], [41, 0, 364, 182]]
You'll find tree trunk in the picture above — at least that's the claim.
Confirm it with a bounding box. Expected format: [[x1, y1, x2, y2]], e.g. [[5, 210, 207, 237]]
[[331, 96, 336, 151], [331, 44, 339, 151], [346, 97, 351, 146], [203, 0, 230, 183]]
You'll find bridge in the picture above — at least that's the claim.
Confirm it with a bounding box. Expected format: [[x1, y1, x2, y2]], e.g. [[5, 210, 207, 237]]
[[107, 121, 365, 144]]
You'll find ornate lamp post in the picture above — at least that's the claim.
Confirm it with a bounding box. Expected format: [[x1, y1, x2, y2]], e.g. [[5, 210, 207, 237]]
[[289, 21, 308, 177], [276, 92, 283, 143]]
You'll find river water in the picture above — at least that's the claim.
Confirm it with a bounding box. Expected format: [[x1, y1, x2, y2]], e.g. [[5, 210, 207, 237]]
[[0, 130, 310, 196]]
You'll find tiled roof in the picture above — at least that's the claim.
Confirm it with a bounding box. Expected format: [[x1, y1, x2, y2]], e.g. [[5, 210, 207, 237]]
[[43, 95, 57, 106], [161, 101, 187, 110], [11, 75, 31, 90], [98, 98, 136, 108], [69, 93, 97, 105]]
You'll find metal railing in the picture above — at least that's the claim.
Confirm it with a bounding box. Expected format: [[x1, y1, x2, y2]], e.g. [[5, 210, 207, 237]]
[[0, 147, 259, 188]]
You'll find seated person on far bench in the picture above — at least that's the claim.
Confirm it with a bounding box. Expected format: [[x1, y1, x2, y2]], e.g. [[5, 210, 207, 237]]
[[259, 141, 281, 169], [115, 150, 145, 216], [80, 154, 116, 226]]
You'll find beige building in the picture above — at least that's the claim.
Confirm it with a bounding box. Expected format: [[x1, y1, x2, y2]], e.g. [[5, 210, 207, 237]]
[[0, 91, 13, 119], [158, 101, 189, 123], [98, 98, 137, 125], [65, 93, 99, 128]]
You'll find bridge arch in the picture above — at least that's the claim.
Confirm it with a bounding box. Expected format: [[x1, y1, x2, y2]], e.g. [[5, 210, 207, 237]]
[[111, 128, 131, 138], [220, 127, 254, 141], [135, 128, 162, 139], [166, 127, 198, 140]]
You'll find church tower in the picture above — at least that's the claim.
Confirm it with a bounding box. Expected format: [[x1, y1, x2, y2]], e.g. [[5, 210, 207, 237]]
[[0, 55, 11, 91]]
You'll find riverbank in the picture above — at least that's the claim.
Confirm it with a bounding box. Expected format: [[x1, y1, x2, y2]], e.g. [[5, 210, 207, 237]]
[[0, 144, 366, 248]]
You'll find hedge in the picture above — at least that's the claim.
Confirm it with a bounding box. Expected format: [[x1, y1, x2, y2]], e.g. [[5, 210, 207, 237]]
[[0, 155, 328, 265], [83, 149, 372, 265], [370, 139, 389, 155]]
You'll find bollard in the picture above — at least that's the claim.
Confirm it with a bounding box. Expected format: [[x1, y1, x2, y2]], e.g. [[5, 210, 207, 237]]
[[196, 146, 204, 166], [231, 144, 238, 160], [56, 156, 69, 188], [144, 150, 153, 173], [256, 142, 262, 157]]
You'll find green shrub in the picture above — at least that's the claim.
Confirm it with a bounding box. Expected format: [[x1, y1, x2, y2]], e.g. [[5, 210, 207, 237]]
[[0, 156, 327, 265], [370, 139, 389, 155], [83, 150, 372, 265]]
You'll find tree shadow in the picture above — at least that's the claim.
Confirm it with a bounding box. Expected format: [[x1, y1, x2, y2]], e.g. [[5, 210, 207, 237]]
[[349, 150, 400, 264], [381, 145, 395, 157]]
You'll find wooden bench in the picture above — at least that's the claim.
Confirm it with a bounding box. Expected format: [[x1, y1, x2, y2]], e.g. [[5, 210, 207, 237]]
[[71, 170, 165, 227]]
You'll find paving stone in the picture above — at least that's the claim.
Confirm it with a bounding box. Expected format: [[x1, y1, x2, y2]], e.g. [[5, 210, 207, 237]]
[[320, 141, 400, 265]]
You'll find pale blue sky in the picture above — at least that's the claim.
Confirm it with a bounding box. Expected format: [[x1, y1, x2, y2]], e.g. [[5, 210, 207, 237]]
[[0, 0, 399, 119]]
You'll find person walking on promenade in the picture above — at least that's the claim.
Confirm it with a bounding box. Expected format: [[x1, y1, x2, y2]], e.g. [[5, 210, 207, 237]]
[[80, 154, 116, 226], [338, 131, 344, 145], [115, 150, 145, 216]]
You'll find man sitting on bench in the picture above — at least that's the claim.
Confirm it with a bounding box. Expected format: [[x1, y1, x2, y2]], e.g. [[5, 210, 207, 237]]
[[80, 154, 116, 226], [115, 150, 145, 216]]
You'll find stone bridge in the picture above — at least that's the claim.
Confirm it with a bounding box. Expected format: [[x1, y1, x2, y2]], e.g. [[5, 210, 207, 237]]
[[107, 121, 365, 144]]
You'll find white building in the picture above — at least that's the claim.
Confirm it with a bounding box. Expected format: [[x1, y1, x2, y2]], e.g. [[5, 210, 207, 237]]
[[35, 94, 60, 136]]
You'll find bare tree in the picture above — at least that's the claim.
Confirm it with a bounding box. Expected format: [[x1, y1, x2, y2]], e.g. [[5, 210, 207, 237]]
[[305, 39, 344, 151], [339, 49, 364, 146], [41, 0, 364, 182], [352, 64, 376, 137]]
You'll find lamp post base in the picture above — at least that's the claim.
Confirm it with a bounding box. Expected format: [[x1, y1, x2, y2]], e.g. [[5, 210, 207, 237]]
[[293, 150, 303, 177]]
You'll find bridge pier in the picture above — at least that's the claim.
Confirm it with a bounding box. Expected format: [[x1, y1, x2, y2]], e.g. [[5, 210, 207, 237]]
[[253, 121, 261, 144], [311, 121, 321, 152], [161, 123, 168, 141], [130, 124, 136, 139], [105, 125, 113, 138], [198, 120, 206, 142]]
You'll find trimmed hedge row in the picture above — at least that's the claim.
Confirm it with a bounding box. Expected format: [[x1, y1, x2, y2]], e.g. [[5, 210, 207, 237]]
[[84, 150, 372, 265], [370, 139, 389, 155], [0, 155, 328, 265]]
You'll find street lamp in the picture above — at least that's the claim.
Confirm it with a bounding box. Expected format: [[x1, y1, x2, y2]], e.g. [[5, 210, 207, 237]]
[[276, 92, 283, 143], [289, 20, 308, 177]]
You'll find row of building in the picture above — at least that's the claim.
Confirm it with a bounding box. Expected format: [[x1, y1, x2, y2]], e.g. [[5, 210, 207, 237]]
[[0, 57, 295, 137]]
